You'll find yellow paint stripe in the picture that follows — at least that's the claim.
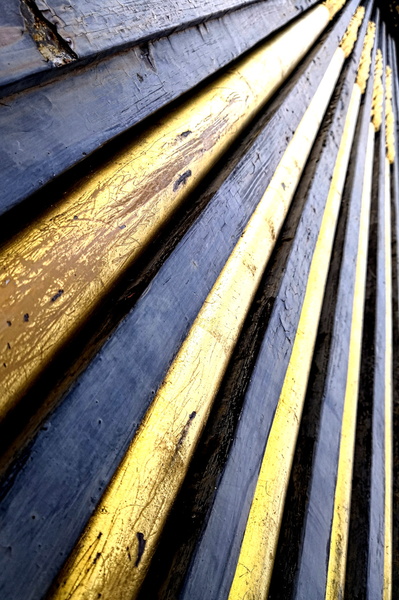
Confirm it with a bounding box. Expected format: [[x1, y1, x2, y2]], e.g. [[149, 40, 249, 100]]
[[228, 83, 362, 600], [340, 7, 365, 58], [325, 121, 375, 599], [372, 49, 384, 131], [49, 48, 347, 600], [356, 21, 376, 94], [383, 156, 393, 600], [0, 2, 335, 416], [324, 0, 348, 19]]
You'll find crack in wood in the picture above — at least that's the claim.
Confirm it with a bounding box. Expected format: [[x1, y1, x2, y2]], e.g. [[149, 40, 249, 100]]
[[20, 0, 77, 66]]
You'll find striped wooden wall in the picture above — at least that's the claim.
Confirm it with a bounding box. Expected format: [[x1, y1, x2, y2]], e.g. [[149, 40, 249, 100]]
[[0, 1, 398, 598]]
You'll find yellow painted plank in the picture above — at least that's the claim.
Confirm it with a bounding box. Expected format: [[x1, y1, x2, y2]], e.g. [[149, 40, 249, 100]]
[[325, 121, 375, 599], [372, 49, 384, 132], [49, 46, 347, 600], [227, 83, 362, 600], [0, 2, 339, 416], [383, 155, 393, 600], [356, 21, 376, 93]]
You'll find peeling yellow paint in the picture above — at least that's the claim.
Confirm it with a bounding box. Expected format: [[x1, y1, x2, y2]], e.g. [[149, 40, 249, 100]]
[[228, 82, 362, 600], [323, 0, 348, 19], [356, 21, 376, 94], [48, 45, 346, 600], [340, 7, 365, 58], [325, 122, 374, 600], [0, 3, 335, 418], [372, 49, 384, 132]]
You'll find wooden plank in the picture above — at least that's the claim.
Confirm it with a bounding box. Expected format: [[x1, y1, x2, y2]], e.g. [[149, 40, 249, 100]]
[[177, 13, 367, 600], [387, 34, 399, 600], [0, 0, 322, 213], [365, 24, 391, 600], [0, 4, 337, 426], [298, 45, 374, 600], [0, 8, 358, 600], [47, 27, 355, 600], [226, 43, 364, 600], [1, 0, 321, 96], [270, 22, 376, 600], [344, 18, 385, 599], [31, 0, 319, 60]]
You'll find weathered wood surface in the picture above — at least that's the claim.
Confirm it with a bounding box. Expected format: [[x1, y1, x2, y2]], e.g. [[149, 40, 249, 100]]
[[31, 0, 319, 58], [367, 25, 390, 600], [176, 21, 367, 600], [0, 0, 320, 97], [0, 7, 358, 600], [271, 21, 376, 599], [0, 0, 50, 91], [0, 1, 397, 600], [388, 34, 399, 600], [280, 39, 374, 600], [0, 3, 337, 438], [0, 0, 321, 213]]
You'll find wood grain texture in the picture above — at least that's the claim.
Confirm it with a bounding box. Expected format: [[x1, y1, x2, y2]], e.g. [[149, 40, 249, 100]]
[[367, 23, 388, 600], [387, 34, 399, 600], [29, 0, 319, 60], [286, 21, 375, 600], [0, 0, 320, 213], [48, 37, 351, 600], [227, 72, 361, 600], [0, 10, 356, 600], [0, 0, 48, 90], [0, 4, 334, 430], [179, 25, 364, 600]]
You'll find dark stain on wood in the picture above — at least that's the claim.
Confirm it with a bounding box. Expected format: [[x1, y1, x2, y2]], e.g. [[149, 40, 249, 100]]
[[135, 532, 146, 568], [173, 170, 192, 192], [51, 289, 64, 302], [176, 411, 197, 450]]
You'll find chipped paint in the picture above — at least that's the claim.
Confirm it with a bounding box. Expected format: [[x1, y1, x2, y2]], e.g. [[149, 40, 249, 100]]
[[48, 44, 345, 600], [356, 21, 376, 94], [372, 49, 384, 132], [0, 3, 334, 420], [325, 121, 374, 600], [228, 80, 362, 600], [20, 0, 77, 65], [323, 0, 348, 19], [339, 6, 365, 58]]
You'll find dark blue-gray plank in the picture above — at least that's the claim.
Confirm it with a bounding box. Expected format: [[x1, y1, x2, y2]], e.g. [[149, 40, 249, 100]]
[[367, 23, 388, 600], [387, 33, 399, 600], [31, 0, 318, 60], [0, 15, 345, 599], [0, 0, 318, 215]]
